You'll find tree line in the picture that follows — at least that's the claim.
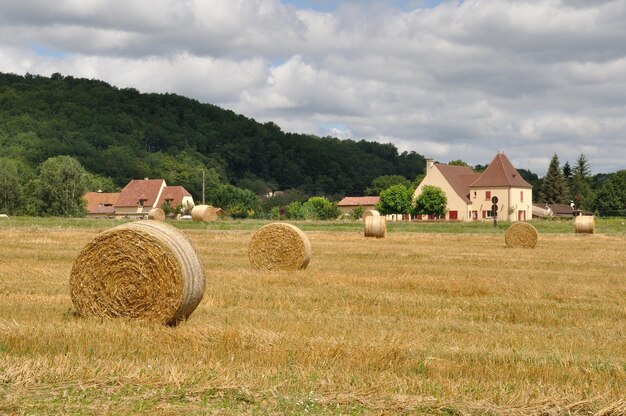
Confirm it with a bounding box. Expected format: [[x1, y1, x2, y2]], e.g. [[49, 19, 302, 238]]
[[0, 72, 623, 218], [0, 72, 425, 207], [539, 153, 626, 216]]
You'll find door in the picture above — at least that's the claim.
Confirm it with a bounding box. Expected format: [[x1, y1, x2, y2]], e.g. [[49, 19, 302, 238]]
[[449, 210, 458, 220], [518, 210, 526, 221]]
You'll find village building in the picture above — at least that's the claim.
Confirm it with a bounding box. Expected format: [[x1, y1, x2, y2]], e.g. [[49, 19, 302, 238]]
[[413, 152, 533, 222], [84, 191, 120, 218], [337, 196, 380, 217], [84, 179, 194, 218]]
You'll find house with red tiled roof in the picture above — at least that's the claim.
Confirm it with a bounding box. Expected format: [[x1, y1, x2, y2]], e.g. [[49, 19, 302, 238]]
[[113, 179, 194, 218], [413, 152, 533, 222], [337, 196, 380, 217], [84, 191, 120, 218]]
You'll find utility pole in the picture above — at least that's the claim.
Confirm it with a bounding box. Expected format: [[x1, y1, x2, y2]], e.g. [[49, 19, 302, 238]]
[[202, 169, 205, 205]]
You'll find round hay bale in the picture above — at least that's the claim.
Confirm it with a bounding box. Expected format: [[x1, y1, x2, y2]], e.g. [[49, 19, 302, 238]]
[[248, 223, 311, 271], [148, 208, 165, 221], [363, 209, 380, 218], [191, 205, 217, 222], [70, 220, 205, 326], [574, 215, 595, 234], [505, 222, 538, 248], [364, 215, 386, 238]]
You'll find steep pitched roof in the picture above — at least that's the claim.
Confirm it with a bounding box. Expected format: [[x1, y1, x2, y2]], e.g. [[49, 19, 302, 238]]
[[115, 179, 165, 208], [337, 196, 380, 206], [436, 164, 482, 203], [84, 192, 120, 214], [471, 153, 532, 188], [156, 186, 193, 208]]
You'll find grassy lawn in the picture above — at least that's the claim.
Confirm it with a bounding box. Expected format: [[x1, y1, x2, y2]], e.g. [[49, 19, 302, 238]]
[[2, 215, 626, 234], [0, 218, 624, 414]]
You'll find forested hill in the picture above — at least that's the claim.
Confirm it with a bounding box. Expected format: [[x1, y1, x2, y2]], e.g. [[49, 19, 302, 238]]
[[0, 72, 425, 198]]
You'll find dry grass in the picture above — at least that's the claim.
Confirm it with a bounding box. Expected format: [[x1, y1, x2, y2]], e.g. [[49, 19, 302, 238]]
[[0, 225, 624, 415]]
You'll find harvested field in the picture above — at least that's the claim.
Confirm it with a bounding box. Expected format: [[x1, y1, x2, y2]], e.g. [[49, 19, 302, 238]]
[[0, 223, 624, 415]]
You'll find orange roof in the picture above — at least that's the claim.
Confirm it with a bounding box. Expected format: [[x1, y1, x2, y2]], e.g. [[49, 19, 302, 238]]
[[436, 164, 482, 203], [471, 153, 532, 188], [84, 192, 120, 214], [156, 186, 193, 208], [115, 179, 165, 208], [338, 196, 380, 206]]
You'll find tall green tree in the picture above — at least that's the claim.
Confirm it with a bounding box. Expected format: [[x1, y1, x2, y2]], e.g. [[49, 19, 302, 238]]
[[207, 184, 259, 218], [539, 153, 570, 204], [414, 185, 447, 218], [570, 154, 594, 210], [302, 196, 340, 220], [365, 175, 411, 196], [0, 158, 26, 214], [562, 161, 572, 186], [448, 159, 470, 167], [376, 184, 413, 215], [38, 155, 89, 217], [593, 171, 626, 215]]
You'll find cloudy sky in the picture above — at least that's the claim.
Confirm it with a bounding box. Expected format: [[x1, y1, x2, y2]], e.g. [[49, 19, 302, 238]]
[[1, 0, 625, 175]]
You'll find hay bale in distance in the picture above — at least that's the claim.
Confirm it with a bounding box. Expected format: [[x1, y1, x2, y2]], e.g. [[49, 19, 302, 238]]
[[363, 209, 380, 218], [148, 208, 166, 221], [505, 222, 538, 248], [364, 215, 386, 238], [574, 215, 595, 234], [191, 205, 217, 222], [70, 220, 205, 326], [248, 223, 311, 271]]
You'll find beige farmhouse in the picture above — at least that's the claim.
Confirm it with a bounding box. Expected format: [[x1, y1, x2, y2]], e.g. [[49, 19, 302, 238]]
[[413, 152, 533, 222]]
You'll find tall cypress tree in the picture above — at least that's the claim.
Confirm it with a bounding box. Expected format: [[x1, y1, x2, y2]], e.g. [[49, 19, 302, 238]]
[[570, 154, 594, 210], [540, 153, 571, 204]]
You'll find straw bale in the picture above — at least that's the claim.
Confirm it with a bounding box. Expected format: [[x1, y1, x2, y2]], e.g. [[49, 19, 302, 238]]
[[574, 215, 595, 234], [148, 208, 166, 221], [248, 223, 311, 271], [363, 210, 380, 218], [70, 220, 205, 326], [505, 222, 538, 248], [191, 205, 217, 222], [364, 215, 386, 238]]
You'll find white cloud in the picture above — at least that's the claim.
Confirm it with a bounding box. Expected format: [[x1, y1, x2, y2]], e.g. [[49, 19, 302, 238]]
[[1, 0, 626, 175]]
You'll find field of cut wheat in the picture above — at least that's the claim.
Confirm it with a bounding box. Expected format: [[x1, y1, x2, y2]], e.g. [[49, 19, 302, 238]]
[[0, 221, 625, 415]]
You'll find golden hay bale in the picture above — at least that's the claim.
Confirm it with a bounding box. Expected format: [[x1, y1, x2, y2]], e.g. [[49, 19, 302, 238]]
[[148, 208, 166, 221], [248, 223, 312, 271], [505, 222, 538, 248], [191, 205, 217, 222], [70, 220, 205, 326], [363, 209, 380, 218], [364, 215, 386, 238], [574, 215, 595, 234]]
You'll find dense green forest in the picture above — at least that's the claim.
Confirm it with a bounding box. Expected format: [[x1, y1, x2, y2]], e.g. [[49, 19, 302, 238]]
[[0, 72, 424, 202]]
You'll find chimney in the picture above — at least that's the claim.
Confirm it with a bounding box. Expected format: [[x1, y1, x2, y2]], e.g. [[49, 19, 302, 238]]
[[426, 159, 434, 174]]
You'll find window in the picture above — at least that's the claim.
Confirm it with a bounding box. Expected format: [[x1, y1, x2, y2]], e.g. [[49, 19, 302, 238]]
[[471, 211, 478, 220], [473, 191, 477, 198], [139, 199, 146, 208], [520, 191, 524, 202], [485, 191, 491, 201], [482, 210, 493, 218]]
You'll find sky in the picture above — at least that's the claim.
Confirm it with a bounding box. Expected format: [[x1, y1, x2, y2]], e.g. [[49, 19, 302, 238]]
[[1, 0, 625, 176]]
